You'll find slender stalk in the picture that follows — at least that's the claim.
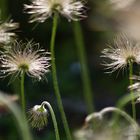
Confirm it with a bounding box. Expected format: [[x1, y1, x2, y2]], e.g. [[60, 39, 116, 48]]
[[100, 107, 139, 132], [117, 92, 139, 109], [21, 72, 26, 113], [42, 101, 60, 140], [129, 62, 136, 120], [73, 21, 94, 113], [112, 93, 139, 127], [50, 13, 72, 140], [86, 107, 140, 139], [106, 107, 139, 140], [0, 92, 32, 140]]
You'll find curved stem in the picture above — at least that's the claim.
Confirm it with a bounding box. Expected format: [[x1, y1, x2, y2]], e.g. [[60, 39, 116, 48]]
[[117, 92, 139, 109], [86, 107, 140, 136], [21, 72, 25, 113], [42, 101, 60, 140], [112, 92, 139, 126], [129, 62, 136, 120], [73, 21, 94, 113], [101, 107, 136, 125], [101, 107, 140, 140], [100, 107, 139, 132], [0, 92, 32, 140], [50, 13, 72, 140]]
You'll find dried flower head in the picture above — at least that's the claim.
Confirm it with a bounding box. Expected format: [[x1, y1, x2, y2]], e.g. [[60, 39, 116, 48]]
[[0, 20, 19, 45], [0, 41, 51, 80], [101, 34, 140, 73], [28, 104, 48, 129], [24, 0, 86, 23]]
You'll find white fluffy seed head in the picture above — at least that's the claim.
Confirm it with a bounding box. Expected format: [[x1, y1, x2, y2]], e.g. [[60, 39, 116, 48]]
[[0, 41, 51, 81], [24, 0, 86, 23], [101, 34, 140, 73], [0, 20, 19, 45], [28, 104, 48, 129]]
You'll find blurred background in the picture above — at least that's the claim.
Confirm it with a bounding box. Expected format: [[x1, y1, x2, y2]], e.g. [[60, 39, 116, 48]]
[[0, 0, 140, 139]]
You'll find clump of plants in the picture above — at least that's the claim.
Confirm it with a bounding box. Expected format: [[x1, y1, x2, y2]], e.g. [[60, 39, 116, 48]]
[[0, 0, 140, 140]]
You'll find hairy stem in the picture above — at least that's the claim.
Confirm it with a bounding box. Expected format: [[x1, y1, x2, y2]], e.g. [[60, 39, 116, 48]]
[[101, 107, 139, 131], [73, 21, 94, 113], [129, 62, 136, 120], [21, 72, 25, 113], [50, 13, 72, 140], [42, 101, 60, 140]]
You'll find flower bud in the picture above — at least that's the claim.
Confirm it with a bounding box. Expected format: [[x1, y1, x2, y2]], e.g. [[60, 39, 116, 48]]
[[28, 104, 48, 130]]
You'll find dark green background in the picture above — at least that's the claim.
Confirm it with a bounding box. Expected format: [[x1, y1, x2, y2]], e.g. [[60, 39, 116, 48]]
[[0, 0, 137, 139]]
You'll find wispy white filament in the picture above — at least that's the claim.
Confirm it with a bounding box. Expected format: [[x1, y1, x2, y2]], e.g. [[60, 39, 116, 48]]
[[129, 75, 140, 91], [101, 34, 140, 73], [24, 0, 86, 22], [0, 41, 51, 80], [0, 20, 19, 45]]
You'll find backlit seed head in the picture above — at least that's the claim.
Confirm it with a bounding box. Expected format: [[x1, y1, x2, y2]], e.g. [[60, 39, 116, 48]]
[[101, 34, 140, 73], [0, 20, 19, 45], [24, 0, 87, 23], [0, 41, 51, 81]]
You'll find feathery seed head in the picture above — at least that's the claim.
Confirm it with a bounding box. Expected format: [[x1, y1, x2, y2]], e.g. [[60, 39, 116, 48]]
[[101, 34, 140, 73], [28, 104, 48, 129], [0, 41, 51, 80], [24, 0, 86, 23], [0, 20, 19, 45]]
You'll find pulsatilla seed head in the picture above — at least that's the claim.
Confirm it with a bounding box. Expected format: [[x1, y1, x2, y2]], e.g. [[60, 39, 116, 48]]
[[0, 20, 19, 45], [0, 40, 51, 81], [28, 104, 48, 130], [101, 34, 140, 73], [24, 0, 87, 23]]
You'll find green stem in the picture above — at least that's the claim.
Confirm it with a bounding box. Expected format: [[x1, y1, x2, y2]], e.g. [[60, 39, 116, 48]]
[[86, 107, 140, 139], [112, 93, 139, 127], [0, 92, 32, 140], [117, 92, 139, 109], [129, 62, 136, 120], [73, 21, 94, 113], [112, 64, 137, 126], [21, 72, 25, 113], [101, 107, 139, 132], [42, 101, 60, 140], [50, 13, 72, 140]]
